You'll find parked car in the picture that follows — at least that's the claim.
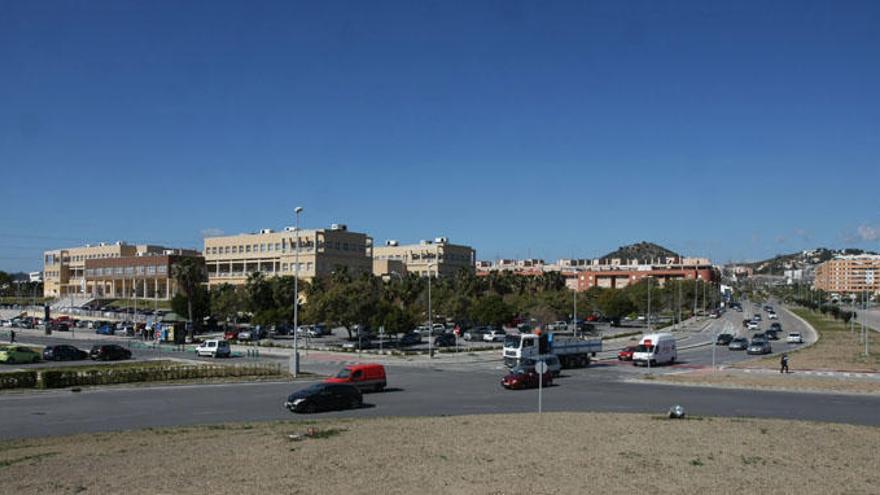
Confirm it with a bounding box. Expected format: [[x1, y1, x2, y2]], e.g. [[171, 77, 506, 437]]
[[787, 332, 804, 344], [747, 321, 759, 331], [397, 332, 422, 347], [728, 337, 749, 351], [747, 341, 772, 355], [768, 312, 778, 320], [463, 327, 491, 341], [715, 334, 734, 346], [223, 327, 241, 340], [342, 337, 373, 350], [501, 365, 553, 390], [89, 344, 132, 361], [95, 324, 116, 335], [483, 329, 507, 342], [434, 333, 456, 347], [324, 363, 386, 392], [753, 314, 762, 322], [617, 346, 637, 361], [284, 383, 363, 413], [195, 339, 231, 358], [42, 345, 88, 361], [237, 329, 254, 341], [751, 332, 767, 343], [0, 345, 41, 364]]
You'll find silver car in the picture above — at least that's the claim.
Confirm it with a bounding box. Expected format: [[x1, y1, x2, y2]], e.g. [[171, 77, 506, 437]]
[[747, 341, 772, 355]]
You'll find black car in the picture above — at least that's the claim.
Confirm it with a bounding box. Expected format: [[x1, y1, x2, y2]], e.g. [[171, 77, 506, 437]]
[[89, 344, 132, 361], [769, 322, 782, 332], [764, 329, 779, 340], [751, 332, 767, 343], [284, 383, 363, 413], [434, 333, 456, 347], [397, 332, 421, 347], [43, 345, 89, 361], [715, 334, 734, 346]]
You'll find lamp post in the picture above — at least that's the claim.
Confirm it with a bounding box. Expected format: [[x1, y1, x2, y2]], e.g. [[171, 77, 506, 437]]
[[292, 206, 303, 377], [427, 262, 436, 358]]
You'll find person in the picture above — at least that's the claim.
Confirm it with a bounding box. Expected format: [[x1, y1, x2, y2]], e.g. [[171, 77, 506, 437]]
[[9, 329, 15, 343], [780, 353, 789, 374]]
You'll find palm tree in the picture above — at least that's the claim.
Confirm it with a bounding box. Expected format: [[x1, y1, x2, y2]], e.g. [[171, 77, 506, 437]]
[[172, 257, 206, 341]]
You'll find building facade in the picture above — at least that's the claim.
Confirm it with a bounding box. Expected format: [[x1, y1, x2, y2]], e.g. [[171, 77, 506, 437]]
[[203, 224, 373, 287], [43, 242, 199, 297], [575, 263, 717, 291], [814, 255, 880, 295], [84, 253, 204, 300], [372, 238, 475, 277]]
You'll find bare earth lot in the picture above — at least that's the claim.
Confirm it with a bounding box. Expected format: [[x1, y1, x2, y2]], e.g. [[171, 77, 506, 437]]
[[658, 370, 880, 395], [2, 413, 879, 495]]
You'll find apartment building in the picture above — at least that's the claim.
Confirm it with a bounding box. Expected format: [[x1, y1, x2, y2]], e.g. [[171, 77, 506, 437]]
[[43, 242, 199, 298], [814, 255, 880, 295], [203, 224, 372, 287], [372, 237, 475, 277], [85, 253, 204, 300], [576, 262, 717, 291]]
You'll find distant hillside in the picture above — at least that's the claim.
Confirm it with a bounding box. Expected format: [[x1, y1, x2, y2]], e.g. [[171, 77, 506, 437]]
[[744, 248, 877, 275], [600, 242, 679, 263]]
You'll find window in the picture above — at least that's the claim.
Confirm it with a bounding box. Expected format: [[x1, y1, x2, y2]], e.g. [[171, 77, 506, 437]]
[[282, 263, 288, 272], [125, 266, 134, 275], [158, 265, 167, 274], [260, 244, 266, 253], [114, 267, 123, 275], [136, 266, 145, 275], [147, 266, 156, 275], [267, 243, 273, 252], [246, 245, 251, 253]]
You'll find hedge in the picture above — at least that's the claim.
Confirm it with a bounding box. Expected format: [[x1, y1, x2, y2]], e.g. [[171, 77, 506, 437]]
[[38, 363, 282, 389], [0, 370, 38, 390]]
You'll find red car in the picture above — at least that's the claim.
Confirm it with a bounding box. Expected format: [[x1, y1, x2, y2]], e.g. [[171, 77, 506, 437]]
[[617, 346, 637, 361], [586, 314, 601, 322], [223, 328, 240, 341], [501, 366, 554, 390]]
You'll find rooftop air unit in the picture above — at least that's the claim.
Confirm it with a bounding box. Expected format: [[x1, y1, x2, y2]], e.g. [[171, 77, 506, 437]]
[[330, 224, 347, 231], [259, 228, 274, 234], [386, 240, 399, 246], [434, 237, 448, 244]]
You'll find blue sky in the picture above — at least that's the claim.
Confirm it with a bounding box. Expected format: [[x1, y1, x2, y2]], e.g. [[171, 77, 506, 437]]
[[2, 1, 879, 272]]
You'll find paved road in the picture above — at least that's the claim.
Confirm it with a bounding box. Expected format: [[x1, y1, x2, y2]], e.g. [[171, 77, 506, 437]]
[[2, 363, 879, 440]]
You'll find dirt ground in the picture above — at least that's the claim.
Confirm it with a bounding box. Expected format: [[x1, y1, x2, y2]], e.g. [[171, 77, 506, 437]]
[[657, 370, 880, 395], [736, 309, 879, 372], [1, 413, 879, 495]]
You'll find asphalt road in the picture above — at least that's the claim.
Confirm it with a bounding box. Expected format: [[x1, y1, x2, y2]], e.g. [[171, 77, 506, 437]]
[[2, 362, 879, 440]]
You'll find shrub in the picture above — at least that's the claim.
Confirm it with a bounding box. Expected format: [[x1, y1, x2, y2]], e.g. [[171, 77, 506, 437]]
[[38, 363, 282, 389], [0, 371, 38, 390]]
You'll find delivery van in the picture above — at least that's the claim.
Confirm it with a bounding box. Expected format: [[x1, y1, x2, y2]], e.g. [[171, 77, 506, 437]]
[[324, 363, 387, 392], [632, 333, 677, 367]]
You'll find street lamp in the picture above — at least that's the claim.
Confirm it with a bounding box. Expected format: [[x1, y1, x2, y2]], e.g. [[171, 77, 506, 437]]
[[427, 262, 436, 358], [292, 206, 303, 377]]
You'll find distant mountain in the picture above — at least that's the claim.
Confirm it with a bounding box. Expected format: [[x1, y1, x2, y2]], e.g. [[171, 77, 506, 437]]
[[600, 242, 680, 263], [743, 247, 877, 275]]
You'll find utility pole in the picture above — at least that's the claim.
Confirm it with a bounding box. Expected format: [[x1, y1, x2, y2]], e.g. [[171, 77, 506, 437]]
[[292, 206, 303, 377]]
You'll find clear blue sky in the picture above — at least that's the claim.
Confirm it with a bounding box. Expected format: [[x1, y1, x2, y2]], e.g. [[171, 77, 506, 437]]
[[2, 1, 879, 272]]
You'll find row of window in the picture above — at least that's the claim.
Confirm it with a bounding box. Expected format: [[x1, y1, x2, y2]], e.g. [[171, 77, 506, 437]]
[[204, 239, 317, 256], [85, 265, 168, 277], [45, 253, 123, 264]]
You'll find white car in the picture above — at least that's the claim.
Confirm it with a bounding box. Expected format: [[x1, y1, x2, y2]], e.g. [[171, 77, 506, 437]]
[[747, 321, 759, 330], [786, 332, 804, 344], [483, 329, 507, 342], [768, 312, 778, 320], [196, 339, 231, 358]]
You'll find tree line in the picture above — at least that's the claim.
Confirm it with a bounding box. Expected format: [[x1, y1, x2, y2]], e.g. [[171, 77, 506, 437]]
[[171, 259, 721, 338]]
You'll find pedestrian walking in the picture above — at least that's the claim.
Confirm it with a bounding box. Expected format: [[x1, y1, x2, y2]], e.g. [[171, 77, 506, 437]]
[[780, 353, 789, 374], [9, 329, 15, 343]]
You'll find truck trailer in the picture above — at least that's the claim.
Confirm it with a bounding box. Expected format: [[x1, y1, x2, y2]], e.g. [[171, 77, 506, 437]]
[[503, 333, 602, 369]]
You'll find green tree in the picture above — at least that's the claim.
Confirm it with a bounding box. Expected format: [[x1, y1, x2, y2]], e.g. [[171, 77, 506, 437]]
[[470, 295, 514, 328], [210, 283, 244, 324], [597, 289, 636, 321], [171, 285, 210, 329], [171, 257, 207, 340]]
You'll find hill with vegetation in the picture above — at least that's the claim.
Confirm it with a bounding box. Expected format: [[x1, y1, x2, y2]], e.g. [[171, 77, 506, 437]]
[[600, 242, 679, 263], [744, 248, 876, 275]]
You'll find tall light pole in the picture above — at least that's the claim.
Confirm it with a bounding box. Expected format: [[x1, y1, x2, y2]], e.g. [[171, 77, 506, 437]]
[[292, 206, 303, 377], [427, 262, 436, 358]]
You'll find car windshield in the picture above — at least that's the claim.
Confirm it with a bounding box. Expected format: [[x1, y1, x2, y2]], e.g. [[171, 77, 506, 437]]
[[634, 345, 654, 353], [335, 369, 352, 379], [510, 366, 533, 375], [503, 336, 521, 348]]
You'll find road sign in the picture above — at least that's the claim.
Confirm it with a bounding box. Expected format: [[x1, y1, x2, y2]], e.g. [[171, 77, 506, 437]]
[[534, 361, 548, 374]]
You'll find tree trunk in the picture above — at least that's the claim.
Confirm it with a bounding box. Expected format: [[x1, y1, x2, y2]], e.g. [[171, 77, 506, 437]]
[[187, 298, 194, 342]]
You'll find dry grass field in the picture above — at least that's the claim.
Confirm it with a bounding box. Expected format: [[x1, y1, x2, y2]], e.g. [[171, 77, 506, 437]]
[[659, 370, 880, 395], [1, 413, 879, 495], [736, 309, 880, 372]]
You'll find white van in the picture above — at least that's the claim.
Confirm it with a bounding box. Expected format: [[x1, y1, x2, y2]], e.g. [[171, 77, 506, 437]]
[[632, 333, 677, 367], [195, 339, 231, 358]]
